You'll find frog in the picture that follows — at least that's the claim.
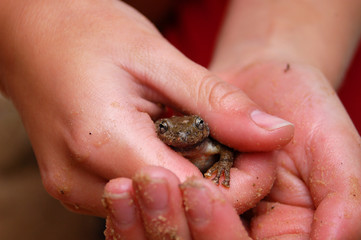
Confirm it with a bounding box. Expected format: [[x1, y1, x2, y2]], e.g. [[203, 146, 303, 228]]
[[155, 115, 234, 187]]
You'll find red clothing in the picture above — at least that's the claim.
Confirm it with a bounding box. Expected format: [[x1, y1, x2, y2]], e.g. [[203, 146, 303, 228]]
[[339, 46, 361, 134], [164, 0, 361, 134]]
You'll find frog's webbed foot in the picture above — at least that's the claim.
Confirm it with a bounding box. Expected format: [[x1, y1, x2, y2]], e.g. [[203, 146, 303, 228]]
[[204, 160, 233, 188]]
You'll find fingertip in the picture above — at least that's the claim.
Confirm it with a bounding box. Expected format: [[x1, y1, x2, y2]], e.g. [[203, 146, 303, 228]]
[[104, 178, 133, 195], [132, 165, 182, 186], [180, 178, 214, 226], [221, 152, 277, 213], [204, 110, 294, 152], [103, 178, 147, 240], [250, 110, 294, 131], [180, 177, 250, 239], [131, 166, 192, 239]]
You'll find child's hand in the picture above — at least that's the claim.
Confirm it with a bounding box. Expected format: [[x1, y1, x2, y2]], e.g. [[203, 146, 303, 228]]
[[0, 0, 293, 217]]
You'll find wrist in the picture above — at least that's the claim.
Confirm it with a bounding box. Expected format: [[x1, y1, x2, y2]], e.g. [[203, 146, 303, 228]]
[[210, 0, 361, 89]]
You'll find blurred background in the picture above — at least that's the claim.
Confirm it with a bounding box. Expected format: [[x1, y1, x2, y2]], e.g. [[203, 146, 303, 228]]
[[0, 95, 104, 240]]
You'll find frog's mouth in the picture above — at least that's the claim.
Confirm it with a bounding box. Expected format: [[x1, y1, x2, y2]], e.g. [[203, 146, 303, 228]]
[[167, 130, 209, 149], [170, 138, 206, 152]]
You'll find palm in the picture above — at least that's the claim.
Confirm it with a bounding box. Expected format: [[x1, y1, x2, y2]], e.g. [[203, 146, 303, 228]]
[[221, 62, 361, 239]]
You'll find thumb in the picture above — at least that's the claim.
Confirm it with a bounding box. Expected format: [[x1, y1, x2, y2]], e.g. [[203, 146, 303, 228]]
[[124, 38, 294, 151]]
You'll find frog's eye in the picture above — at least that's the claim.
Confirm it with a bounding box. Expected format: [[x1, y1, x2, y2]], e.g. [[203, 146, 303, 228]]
[[195, 117, 205, 130], [158, 121, 168, 134]]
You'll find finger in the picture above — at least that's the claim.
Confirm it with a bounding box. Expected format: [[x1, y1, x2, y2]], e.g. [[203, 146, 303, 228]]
[[311, 194, 361, 239], [251, 201, 313, 240], [121, 36, 294, 151], [103, 178, 147, 240], [220, 152, 277, 214], [39, 156, 108, 217], [180, 177, 251, 240], [307, 128, 361, 239], [266, 160, 313, 208], [249, 154, 315, 239], [132, 166, 191, 240]]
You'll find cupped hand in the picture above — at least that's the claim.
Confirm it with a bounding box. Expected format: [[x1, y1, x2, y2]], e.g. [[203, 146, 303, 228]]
[[217, 61, 361, 239], [104, 62, 361, 240], [0, 0, 293, 216]]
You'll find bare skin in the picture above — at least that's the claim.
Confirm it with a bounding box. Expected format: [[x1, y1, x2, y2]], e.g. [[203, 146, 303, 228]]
[[1, 0, 360, 239], [155, 115, 235, 187], [219, 62, 361, 239], [104, 0, 361, 239], [0, 0, 293, 218], [103, 167, 251, 240], [210, 1, 361, 237], [105, 63, 361, 239]]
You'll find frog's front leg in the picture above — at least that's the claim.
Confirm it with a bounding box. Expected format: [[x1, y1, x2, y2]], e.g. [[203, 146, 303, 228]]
[[204, 145, 234, 188]]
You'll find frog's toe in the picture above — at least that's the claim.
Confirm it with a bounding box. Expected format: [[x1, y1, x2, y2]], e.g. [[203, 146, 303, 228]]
[[204, 161, 232, 187], [204, 171, 212, 178], [221, 168, 231, 187], [211, 175, 220, 185], [204, 165, 217, 178], [221, 179, 230, 188]]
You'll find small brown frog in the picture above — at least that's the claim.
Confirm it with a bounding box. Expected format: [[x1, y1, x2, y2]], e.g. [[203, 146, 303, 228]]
[[155, 115, 234, 187]]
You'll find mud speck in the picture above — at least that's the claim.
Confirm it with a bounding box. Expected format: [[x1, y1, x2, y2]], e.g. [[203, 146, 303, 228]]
[[284, 63, 290, 73]]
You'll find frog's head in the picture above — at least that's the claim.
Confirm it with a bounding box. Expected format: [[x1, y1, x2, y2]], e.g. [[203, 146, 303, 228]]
[[155, 115, 210, 148]]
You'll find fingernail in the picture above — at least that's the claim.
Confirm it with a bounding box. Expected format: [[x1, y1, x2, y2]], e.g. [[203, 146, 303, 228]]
[[133, 174, 169, 212], [180, 179, 212, 225], [103, 191, 136, 228], [251, 110, 293, 131]]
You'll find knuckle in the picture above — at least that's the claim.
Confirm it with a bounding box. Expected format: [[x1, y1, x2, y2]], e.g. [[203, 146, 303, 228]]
[[38, 153, 76, 203], [65, 120, 107, 165], [128, 32, 164, 58], [127, 36, 170, 76], [42, 170, 71, 203], [62, 202, 81, 213], [61, 202, 90, 215], [67, 132, 92, 165], [197, 74, 247, 111]]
